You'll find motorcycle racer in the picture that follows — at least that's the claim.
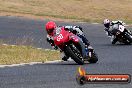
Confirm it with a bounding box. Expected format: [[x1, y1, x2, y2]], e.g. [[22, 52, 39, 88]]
[[45, 21, 90, 61], [103, 19, 131, 44]]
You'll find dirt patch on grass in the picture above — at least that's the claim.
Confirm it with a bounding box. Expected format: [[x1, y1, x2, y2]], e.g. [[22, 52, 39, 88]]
[[0, 0, 132, 23]]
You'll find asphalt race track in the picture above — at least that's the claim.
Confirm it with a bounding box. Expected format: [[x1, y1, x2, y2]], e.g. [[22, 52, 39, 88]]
[[0, 16, 132, 88]]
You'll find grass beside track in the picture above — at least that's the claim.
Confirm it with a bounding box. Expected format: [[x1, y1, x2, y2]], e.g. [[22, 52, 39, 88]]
[[0, 44, 60, 65], [0, 0, 132, 23], [0, 0, 132, 65]]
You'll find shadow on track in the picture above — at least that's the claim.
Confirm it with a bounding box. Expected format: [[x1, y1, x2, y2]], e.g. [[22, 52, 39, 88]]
[[43, 61, 98, 66]]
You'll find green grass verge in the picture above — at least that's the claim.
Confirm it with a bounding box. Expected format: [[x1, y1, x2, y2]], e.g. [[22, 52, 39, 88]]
[[0, 44, 60, 65]]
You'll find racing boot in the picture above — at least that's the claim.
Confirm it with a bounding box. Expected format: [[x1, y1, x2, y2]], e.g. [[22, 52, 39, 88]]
[[60, 50, 69, 61], [62, 56, 69, 61]]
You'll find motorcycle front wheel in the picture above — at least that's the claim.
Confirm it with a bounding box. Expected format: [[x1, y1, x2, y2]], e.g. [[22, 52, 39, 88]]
[[64, 44, 84, 65]]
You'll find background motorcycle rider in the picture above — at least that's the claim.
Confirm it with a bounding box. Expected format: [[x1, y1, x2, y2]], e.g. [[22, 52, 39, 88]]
[[103, 19, 131, 44], [45, 21, 90, 61]]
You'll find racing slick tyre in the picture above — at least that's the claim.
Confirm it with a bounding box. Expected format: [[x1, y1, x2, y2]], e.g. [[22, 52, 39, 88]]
[[64, 44, 84, 65], [124, 33, 132, 44]]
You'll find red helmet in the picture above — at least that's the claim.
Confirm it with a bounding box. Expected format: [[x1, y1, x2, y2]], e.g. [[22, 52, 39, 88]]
[[45, 21, 56, 36]]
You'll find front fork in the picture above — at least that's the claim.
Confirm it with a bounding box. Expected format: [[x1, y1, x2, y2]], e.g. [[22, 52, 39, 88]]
[[76, 39, 95, 59], [76, 40, 88, 59], [70, 34, 87, 59]]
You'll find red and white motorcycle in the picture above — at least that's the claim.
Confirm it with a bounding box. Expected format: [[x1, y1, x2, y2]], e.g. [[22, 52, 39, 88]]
[[53, 27, 98, 65]]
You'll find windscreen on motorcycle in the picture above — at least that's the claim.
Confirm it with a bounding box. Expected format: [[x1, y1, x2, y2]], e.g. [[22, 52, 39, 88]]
[[112, 24, 125, 32], [54, 28, 61, 36], [112, 24, 119, 30]]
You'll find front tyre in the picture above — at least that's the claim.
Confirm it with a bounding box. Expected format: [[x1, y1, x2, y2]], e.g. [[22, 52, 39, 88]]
[[112, 38, 118, 44], [64, 44, 84, 65]]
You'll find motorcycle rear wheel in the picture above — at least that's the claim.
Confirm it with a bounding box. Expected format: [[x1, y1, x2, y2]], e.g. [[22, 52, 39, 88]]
[[124, 33, 132, 44], [88, 52, 98, 63]]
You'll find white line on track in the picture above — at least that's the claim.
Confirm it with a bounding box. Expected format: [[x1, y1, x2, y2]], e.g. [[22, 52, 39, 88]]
[[2, 44, 8, 46], [92, 23, 99, 24], [37, 48, 42, 50], [44, 60, 62, 63], [0, 60, 63, 68]]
